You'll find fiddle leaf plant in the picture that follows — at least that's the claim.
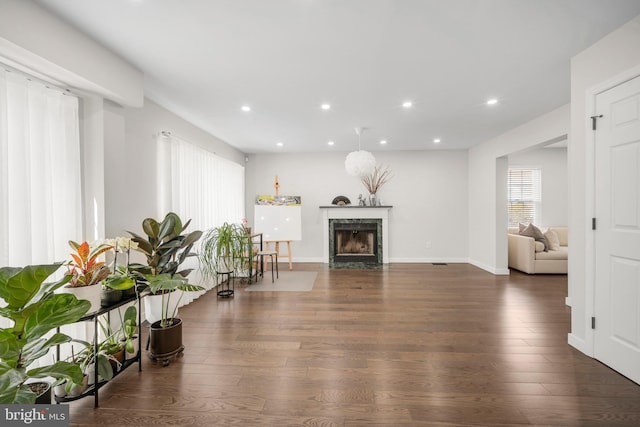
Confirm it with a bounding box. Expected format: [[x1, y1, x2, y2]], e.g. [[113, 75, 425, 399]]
[[0, 263, 90, 404]]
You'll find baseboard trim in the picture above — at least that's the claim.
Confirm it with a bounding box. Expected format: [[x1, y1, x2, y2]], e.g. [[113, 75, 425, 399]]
[[568, 333, 592, 356], [468, 259, 510, 275], [296, 257, 508, 275], [389, 257, 468, 264]]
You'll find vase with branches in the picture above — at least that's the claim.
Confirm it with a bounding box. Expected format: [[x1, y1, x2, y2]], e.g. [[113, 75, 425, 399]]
[[361, 165, 392, 206]]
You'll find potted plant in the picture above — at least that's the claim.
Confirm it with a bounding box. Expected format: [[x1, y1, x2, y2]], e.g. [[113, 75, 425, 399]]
[[199, 222, 252, 282], [361, 164, 392, 206], [102, 237, 139, 305], [61, 240, 113, 312], [0, 263, 89, 404], [70, 338, 116, 386], [128, 212, 203, 363], [118, 305, 138, 358]]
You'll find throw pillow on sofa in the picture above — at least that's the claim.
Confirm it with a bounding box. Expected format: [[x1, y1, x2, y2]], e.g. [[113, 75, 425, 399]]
[[544, 228, 561, 251], [519, 223, 549, 252]]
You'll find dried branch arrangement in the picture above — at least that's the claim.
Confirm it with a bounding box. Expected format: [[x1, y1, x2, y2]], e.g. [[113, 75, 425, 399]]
[[361, 165, 392, 193]]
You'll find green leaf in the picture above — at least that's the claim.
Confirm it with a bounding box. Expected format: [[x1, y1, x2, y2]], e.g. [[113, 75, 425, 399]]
[[158, 214, 177, 241], [0, 384, 34, 404], [146, 274, 187, 294], [142, 218, 160, 239], [23, 294, 90, 340], [0, 330, 21, 366], [27, 360, 84, 385], [95, 354, 114, 381], [177, 283, 205, 293], [168, 212, 184, 235], [0, 263, 62, 310], [0, 366, 30, 404], [104, 275, 135, 290], [20, 333, 73, 367]]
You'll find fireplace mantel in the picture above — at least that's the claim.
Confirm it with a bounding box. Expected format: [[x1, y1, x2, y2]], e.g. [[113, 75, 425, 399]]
[[319, 206, 392, 264]]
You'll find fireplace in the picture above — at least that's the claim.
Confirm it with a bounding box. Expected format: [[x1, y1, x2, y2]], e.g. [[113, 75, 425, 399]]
[[320, 205, 391, 265], [329, 219, 382, 265]]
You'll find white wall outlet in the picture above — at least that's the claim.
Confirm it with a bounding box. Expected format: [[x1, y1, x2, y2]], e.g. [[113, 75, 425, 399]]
[[425, 241, 431, 248]]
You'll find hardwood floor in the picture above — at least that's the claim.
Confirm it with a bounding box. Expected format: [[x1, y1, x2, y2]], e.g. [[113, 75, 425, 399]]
[[68, 263, 640, 426]]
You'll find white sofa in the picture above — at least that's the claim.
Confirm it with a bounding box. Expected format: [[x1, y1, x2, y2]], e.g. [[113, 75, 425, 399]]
[[507, 226, 568, 274]]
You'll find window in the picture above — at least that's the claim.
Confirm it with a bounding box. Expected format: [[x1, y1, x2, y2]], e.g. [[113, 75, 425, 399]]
[[157, 132, 245, 300], [158, 133, 245, 231], [0, 67, 82, 267], [508, 168, 541, 227]]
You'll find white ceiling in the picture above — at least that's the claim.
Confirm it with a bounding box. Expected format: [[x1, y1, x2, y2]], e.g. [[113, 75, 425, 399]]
[[33, 0, 640, 154]]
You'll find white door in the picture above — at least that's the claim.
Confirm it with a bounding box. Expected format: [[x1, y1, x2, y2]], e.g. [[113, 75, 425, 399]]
[[594, 74, 640, 384]]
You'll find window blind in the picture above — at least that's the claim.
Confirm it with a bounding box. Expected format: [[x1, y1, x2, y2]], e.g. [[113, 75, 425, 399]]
[[508, 168, 541, 227]]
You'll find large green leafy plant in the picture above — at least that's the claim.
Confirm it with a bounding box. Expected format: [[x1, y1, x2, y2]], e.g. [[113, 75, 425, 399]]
[[0, 263, 89, 403], [129, 212, 204, 328], [199, 222, 251, 280]]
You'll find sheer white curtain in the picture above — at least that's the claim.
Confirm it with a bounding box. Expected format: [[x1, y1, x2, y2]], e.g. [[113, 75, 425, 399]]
[[0, 68, 82, 268], [0, 68, 83, 344], [157, 133, 245, 304]]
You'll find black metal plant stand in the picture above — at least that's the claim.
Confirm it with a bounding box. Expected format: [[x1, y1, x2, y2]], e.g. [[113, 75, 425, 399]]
[[216, 270, 234, 297]]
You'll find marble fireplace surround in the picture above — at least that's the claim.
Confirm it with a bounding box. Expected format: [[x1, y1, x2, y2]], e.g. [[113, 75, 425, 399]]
[[319, 206, 392, 264]]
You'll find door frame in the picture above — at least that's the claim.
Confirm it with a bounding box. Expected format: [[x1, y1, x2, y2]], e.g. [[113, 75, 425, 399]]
[[583, 64, 640, 357]]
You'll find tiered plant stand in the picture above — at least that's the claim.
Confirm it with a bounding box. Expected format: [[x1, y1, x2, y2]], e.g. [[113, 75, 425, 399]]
[[55, 294, 142, 408]]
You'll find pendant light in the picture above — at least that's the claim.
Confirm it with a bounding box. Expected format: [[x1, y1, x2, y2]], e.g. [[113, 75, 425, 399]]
[[344, 127, 376, 176]]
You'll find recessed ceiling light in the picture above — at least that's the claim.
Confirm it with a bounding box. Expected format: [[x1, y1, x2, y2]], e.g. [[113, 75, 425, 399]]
[[276, 141, 284, 147], [241, 105, 251, 112], [486, 98, 498, 105], [402, 101, 413, 108], [321, 104, 331, 110], [433, 138, 441, 143], [380, 140, 387, 145], [327, 141, 335, 146]]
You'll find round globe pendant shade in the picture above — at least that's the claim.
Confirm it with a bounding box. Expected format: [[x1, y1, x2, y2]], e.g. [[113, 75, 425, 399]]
[[345, 150, 376, 177]]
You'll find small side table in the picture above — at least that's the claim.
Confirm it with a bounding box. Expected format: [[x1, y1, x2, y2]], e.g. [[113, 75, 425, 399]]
[[216, 270, 234, 297]]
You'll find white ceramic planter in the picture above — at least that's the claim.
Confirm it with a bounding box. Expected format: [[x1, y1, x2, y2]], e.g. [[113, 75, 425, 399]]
[[58, 284, 102, 313], [144, 292, 178, 324], [122, 335, 139, 359], [53, 382, 67, 398], [66, 375, 88, 397]]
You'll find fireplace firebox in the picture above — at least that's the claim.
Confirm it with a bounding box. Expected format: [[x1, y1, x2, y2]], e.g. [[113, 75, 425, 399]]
[[329, 219, 382, 265]]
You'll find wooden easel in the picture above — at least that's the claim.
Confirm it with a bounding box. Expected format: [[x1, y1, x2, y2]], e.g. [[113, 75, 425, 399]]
[[265, 175, 293, 270], [265, 240, 293, 271]]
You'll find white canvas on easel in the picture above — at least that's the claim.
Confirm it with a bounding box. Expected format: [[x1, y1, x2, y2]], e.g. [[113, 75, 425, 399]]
[[254, 205, 302, 241]]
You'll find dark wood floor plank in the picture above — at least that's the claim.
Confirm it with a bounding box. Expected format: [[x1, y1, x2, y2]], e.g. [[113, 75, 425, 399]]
[[65, 263, 640, 426]]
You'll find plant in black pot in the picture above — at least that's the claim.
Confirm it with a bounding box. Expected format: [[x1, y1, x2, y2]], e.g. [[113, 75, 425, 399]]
[[0, 263, 89, 404], [102, 236, 139, 306], [128, 212, 203, 365]]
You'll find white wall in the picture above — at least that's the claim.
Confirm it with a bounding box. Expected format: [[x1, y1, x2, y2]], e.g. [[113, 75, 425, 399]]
[[103, 99, 246, 239], [467, 104, 569, 274], [508, 146, 568, 227], [0, 0, 143, 107], [568, 15, 640, 354], [245, 150, 468, 262]]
